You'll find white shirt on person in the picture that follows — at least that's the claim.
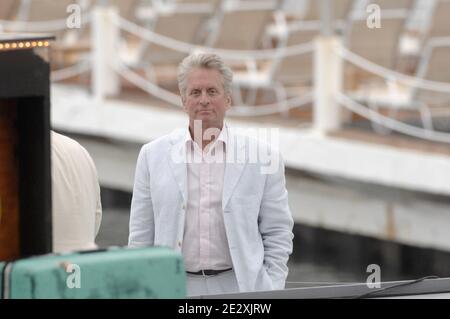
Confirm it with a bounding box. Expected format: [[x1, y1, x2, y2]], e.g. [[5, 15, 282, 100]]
[[182, 126, 233, 272], [51, 131, 102, 253]]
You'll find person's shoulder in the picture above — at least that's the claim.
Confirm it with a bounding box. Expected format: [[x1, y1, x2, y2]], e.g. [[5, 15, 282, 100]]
[[140, 129, 183, 154], [228, 127, 279, 154], [51, 131, 97, 169], [51, 131, 89, 155]]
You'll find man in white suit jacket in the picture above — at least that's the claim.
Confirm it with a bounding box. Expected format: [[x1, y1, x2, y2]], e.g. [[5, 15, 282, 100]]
[[129, 53, 294, 296]]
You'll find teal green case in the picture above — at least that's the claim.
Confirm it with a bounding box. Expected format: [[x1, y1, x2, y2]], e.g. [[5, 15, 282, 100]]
[[0, 261, 4, 296], [3, 247, 186, 299]]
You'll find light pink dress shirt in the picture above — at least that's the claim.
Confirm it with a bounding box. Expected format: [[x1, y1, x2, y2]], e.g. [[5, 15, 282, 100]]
[[182, 126, 233, 272]]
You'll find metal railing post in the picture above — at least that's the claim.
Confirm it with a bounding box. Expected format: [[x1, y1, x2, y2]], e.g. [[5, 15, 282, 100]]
[[313, 36, 343, 133], [92, 5, 120, 101]]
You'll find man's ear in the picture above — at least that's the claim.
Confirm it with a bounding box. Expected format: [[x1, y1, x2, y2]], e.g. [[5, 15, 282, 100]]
[[225, 94, 232, 110]]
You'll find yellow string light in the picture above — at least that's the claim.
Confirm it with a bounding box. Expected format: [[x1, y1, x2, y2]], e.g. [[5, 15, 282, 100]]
[[0, 40, 50, 50]]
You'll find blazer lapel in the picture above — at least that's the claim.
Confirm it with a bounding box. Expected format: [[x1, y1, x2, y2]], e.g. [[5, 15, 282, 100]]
[[167, 129, 188, 204], [222, 130, 247, 210], [165, 127, 247, 209]]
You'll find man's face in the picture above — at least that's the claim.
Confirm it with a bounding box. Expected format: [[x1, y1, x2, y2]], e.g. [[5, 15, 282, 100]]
[[182, 67, 231, 129]]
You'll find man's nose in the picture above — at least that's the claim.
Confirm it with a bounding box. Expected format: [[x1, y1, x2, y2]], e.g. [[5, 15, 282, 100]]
[[199, 91, 210, 105]]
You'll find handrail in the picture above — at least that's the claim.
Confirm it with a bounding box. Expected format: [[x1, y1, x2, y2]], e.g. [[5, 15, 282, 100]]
[[114, 58, 182, 107], [51, 59, 91, 82], [113, 15, 314, 61], [0, 12, 92, 32], [336, 92, 450, 144], [229, 94, 313, 116], [337, 45, 450, 93], [113, 58, 312, 116]]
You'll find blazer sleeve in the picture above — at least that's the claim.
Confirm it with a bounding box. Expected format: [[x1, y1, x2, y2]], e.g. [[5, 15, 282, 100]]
[[259, 151, 294, 290], [128, 144, 155, 247]]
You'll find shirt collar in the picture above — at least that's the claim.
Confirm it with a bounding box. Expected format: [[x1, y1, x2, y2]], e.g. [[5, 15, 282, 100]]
[[184, 123, 228, 152]]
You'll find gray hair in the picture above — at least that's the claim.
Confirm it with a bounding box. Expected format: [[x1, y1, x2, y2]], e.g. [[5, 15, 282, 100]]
[[177, 53, 233, 98]]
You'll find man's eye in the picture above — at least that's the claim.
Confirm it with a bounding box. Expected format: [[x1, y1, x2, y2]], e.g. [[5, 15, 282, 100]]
[[191, 91, 200, 96], [208, 89, 217, 95]]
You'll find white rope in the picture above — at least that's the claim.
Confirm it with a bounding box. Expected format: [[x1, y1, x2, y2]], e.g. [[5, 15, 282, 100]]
[[337, 46, 450, 93], [228, 93, 313, 116], [113, 59, 184, 107], [51, 59, 91, 82], [114, 15, 314, 61], [114, 58, 312, 116], [336, 92, 450, 144], [0, 12, 91, 32]]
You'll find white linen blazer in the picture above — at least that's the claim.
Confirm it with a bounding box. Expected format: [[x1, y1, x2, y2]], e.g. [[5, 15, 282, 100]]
[[128, 127, 294, 292]]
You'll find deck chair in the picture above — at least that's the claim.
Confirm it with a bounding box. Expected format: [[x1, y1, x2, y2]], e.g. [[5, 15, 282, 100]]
[[89, 0, 142, 53], [423, 0, 450, 42], [347, 37, 450, 132], [302, 0, 354, 22], [0, 0, 19, 21], [7, 0, 93, 70], [414, 38, 450, 107], [109, 0, 141, 21], [18, 0, 78, 21], [71, 0, 141, 41], [260, 0, 352, 88], [362, 0, 414, 10], [203, 0, 278, 103], [12, 0, 91, 41], [205, 0, 277, 50], [272, 29, 316, 88], [172, 0, 220, 4], [343, 9, 409, 89], [279, 0, 353, 37], [232, 18, 317, 114], [133, 1, 215, 86], [82, 1, 143, 45]]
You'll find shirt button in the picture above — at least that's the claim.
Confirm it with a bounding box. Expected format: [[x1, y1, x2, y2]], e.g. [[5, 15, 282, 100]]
[[182, 203, 186, 210], [178, 241, 182, 248]]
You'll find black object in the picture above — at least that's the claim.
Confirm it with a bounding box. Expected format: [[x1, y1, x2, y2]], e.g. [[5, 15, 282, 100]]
[[0, 34, 54, 257], [186, 268, 233, 276]]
